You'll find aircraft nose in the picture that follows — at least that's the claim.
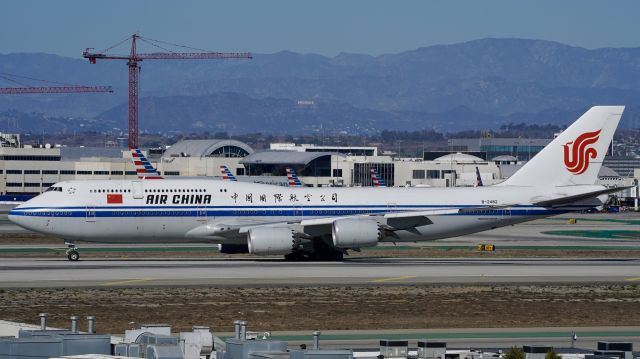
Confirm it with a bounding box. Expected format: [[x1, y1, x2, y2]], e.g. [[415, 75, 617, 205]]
[[8, 206, 24, 225]]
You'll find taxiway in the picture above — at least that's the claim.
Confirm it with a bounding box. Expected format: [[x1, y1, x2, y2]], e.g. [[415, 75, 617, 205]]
[[0, 257, 639, 288]]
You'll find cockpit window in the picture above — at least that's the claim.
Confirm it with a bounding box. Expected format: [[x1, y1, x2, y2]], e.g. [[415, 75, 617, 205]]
[[45, 186, 63, 192]]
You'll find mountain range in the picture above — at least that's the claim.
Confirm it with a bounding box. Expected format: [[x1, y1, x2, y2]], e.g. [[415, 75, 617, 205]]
[[1, 38, 639, 134]]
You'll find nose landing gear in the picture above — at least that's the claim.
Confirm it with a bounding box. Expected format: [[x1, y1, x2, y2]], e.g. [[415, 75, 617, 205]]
[[65, 242, 80, 261]]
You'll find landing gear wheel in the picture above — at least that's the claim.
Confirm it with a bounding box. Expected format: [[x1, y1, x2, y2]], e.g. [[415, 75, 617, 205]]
[[67, 250, 80, 261], [284, 251, 306, 261], [308, 249, 344, 262], [66, 243, 80, 261]]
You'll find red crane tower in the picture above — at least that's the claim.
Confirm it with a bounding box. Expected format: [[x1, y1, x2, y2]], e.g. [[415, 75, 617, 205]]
[[82, 34, 252, 148], [0, 73, 113, 94]]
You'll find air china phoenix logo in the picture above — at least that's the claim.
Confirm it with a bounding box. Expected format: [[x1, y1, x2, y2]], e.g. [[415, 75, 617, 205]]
[[562, 129, 601, 175]]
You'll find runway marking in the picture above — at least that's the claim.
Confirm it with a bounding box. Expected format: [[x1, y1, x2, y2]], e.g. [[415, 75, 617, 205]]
[[370, 275, 416, 283], [624, 277, 640, 282], [101, 278, 153, 286]]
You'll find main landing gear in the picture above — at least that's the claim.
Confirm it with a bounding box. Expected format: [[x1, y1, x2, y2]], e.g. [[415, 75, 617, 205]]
[[65, 242, 80, 261], [284, 248, 345, 262]]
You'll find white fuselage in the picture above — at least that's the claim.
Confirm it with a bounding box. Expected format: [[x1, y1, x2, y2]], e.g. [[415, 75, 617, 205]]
[[8, 179, 603, 245]]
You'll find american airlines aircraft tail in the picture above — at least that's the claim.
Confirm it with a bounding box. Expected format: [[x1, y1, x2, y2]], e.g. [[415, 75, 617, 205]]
[[8, 106, 628, 261], [130, 147, 163, 179], [220, 165, 237, 181], [286, 167, 303, 187], [371, 168, 386, 187]]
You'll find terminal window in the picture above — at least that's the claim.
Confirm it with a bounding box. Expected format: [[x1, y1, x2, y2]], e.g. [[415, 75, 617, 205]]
[[6, 170, 22, 174], [110, 171, 124, 175], [24, 170, 40, 174], [94, 171, 109, 175], [164, 171, 180, 176], [125, 171, 137, 175], [42, 170, 59, 175], [426, 170, 440, 179], [412, 170, 426, 179], [77, 171, 92, 175], [0, 155, 60, 161], [60, 170, 76, 175], [332, 169, 343, 177]]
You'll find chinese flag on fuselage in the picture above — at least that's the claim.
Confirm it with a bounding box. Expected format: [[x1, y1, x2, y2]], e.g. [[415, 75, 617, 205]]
[[107, 194, 123, 204]]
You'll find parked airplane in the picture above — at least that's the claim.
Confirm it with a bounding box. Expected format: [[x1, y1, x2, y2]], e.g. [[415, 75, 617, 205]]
[[371, 168, 386, 187], [9, 106, 628, 261]]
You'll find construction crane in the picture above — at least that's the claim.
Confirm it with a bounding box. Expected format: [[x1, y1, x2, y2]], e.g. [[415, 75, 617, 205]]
[[0, 73, 113, 94], [83, 34, 252, 148]]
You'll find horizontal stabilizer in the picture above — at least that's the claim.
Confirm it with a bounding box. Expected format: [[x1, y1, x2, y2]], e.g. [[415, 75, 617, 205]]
[[534, 186, 632, 207]]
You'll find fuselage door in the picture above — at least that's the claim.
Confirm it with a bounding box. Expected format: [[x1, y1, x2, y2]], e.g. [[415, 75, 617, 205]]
[[85, 206, 96, 222], [196, 206, 207, 222], [132, 181, 144, 199], [294, 206, 304, 221]]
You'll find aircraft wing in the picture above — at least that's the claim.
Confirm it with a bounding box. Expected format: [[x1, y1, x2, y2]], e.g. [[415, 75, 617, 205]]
[[533, 186, 632, 207], [299, 208, 458, 230], [186, 204, 517, 239]]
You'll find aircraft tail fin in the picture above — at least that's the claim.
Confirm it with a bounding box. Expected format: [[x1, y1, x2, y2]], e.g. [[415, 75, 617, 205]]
[[130, 147, 163, 179], [475, 166, 483, 187], [220, 165, 237, 181], [371, 168, 386, 187], [500, 106, 624, 187], [286, 167, 303, 187]]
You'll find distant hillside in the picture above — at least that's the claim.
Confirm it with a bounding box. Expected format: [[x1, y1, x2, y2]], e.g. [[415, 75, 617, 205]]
[[1, 38, 640, 133], [95, 93, 511, 134]]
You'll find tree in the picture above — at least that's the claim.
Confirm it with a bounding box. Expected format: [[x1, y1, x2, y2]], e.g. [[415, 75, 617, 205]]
[[504, 347, 525, 359], [545, 349, 562, 359]]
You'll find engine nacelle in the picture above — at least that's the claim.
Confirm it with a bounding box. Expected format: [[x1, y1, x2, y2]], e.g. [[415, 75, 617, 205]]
[[247, 227, 297, 255], [332, 218, 381, 248]]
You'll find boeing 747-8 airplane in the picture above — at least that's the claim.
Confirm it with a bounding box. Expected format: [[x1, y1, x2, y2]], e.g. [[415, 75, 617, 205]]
[[9, 106, 627, 261]]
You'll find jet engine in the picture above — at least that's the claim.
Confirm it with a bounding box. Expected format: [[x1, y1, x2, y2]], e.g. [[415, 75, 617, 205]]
[[247, 227, 298, 255], [332, 218, 381, 248]]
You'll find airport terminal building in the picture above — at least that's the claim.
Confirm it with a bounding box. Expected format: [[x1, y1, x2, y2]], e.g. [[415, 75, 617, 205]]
[[0, 137, 251, 196], [0, 134, 637, 207], [0, 138, 501, 196]]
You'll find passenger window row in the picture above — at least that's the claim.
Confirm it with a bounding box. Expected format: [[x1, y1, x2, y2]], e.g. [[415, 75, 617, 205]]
[[144, 189, 206, 193], [90, 189, 131, 193]]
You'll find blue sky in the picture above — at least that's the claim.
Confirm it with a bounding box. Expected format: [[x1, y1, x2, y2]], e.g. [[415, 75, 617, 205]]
[[1, 0, 638, 57]]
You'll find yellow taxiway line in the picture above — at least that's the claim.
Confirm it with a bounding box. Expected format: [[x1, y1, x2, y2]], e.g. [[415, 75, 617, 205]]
[[101, 278, 154, 286], [370, 275, 417, 283]]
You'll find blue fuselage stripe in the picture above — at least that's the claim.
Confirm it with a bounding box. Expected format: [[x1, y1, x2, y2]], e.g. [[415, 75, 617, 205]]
[[9, 205, 570, 218]]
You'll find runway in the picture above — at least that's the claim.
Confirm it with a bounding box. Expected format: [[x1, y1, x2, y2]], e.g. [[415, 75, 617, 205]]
[[1, 257, 639, 288]]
